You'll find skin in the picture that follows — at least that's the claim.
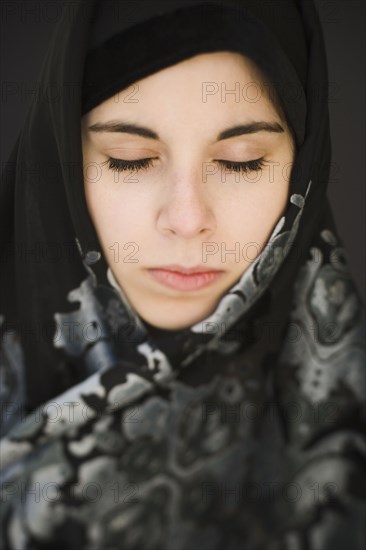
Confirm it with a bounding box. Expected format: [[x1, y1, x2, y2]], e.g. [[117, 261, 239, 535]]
[[81, 51, 295, 330]]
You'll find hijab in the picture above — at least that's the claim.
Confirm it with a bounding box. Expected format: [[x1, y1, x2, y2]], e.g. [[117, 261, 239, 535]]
[[0, 1, 365, 548]]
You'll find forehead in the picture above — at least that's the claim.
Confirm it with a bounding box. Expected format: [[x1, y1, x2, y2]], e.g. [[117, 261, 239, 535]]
[[83, 52, 278, 129]]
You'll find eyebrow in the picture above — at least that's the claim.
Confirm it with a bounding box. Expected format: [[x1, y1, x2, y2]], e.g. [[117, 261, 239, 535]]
[[87, 120, 284, 141]]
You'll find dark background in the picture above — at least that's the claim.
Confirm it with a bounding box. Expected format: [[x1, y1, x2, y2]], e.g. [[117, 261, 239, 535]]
[[1, 0, 365, 301]]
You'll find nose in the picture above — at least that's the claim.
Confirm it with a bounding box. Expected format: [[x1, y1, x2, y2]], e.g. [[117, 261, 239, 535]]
[[157, 170, 216, 238]]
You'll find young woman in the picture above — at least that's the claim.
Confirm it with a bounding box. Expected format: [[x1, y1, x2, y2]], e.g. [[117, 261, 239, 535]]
[[0, 1, 365, 548]]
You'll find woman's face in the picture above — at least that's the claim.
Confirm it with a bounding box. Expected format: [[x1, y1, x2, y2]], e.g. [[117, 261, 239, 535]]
[[81, 51, 295, 329]]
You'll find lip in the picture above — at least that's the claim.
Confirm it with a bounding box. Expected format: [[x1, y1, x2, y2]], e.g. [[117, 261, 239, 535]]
[[147, 267, 224, 291], [151, 264, 222, 275]]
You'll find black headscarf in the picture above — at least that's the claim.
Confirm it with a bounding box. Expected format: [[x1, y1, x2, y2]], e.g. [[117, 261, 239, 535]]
[[0, 1, 365, 549]]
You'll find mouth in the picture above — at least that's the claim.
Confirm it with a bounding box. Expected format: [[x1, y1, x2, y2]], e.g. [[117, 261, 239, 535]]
[[152, 264, 223, 275], [146, 265, 224, 291]]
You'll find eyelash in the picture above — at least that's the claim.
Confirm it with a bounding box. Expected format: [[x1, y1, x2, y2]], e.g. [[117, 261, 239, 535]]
[[102, 157, 266, 174]]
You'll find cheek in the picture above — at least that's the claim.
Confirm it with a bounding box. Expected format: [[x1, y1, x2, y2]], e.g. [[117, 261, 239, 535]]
[[223, 180, 289, 249], [83, 178, 149, 256]]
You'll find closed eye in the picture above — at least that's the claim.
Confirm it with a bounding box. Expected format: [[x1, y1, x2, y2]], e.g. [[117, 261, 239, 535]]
[[101, 157, 158, 173], [216, 157, 265, 173]]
